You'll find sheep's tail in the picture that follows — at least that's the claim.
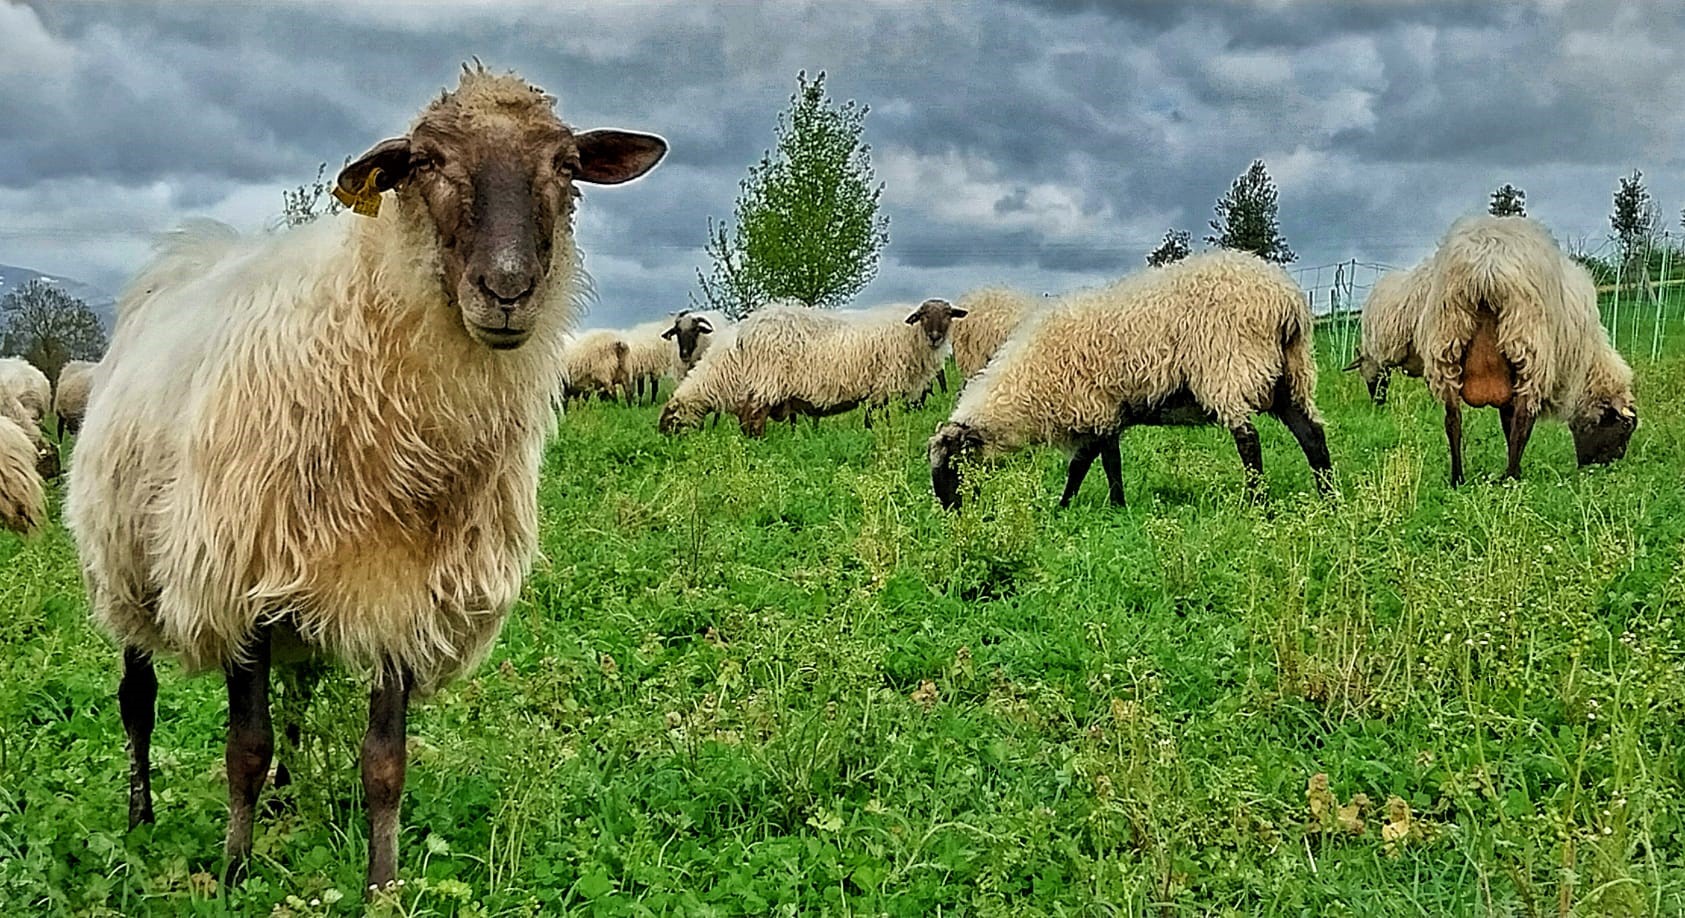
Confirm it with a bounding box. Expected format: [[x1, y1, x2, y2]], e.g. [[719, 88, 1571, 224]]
[[1280, 306, 1321, 420]]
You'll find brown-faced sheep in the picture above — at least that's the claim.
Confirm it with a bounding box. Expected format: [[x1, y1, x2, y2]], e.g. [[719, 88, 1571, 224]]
[[54, 359, 98, 438], [1343, 261, 1430, 405], [929, 250, 1331, 509], [1417, 214, 1636, 485], [659, 299, 965, 436], [64, 64, 665, 892]]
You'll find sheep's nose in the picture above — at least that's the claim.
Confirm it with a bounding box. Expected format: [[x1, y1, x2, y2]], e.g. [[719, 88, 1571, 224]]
[[478, 270, 535, 305]]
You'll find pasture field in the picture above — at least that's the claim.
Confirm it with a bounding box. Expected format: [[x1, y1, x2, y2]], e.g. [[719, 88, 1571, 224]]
[[3, 300, 1685, 915]]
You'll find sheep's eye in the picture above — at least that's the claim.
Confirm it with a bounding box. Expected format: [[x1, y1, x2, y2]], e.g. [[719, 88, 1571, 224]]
[[553, 153, 577, 177], [412, 152, 441, 173]]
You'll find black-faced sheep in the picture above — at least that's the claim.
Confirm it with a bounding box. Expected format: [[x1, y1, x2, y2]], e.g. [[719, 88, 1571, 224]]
[[929, 250, 1332, 510], [64, 64, 665, 893], [658, 299, 965, 436], [1342, 261, 1430, 405], [662, 308, 730, 380], [1417, 215, 1636, 485]]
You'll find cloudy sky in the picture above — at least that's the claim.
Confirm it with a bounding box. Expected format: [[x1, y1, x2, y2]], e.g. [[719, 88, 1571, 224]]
[[4, 0, 1684, 327]]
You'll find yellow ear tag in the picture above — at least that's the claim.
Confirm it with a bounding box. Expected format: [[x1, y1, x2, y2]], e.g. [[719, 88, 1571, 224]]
[[332, 166, 384, 218]]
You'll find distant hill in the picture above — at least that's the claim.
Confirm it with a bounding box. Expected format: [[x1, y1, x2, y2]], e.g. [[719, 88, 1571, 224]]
[[0, 264, 117, 332]]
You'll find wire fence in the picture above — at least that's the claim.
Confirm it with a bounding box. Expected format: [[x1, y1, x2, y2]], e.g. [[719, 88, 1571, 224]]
[[1300, 231, 1685, 363]]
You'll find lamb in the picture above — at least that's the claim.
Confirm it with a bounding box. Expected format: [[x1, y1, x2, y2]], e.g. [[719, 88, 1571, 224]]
[[620, 319, 679, 404], [0, 357, 51, 426], [658, 298, 966, 436], [1416, 214, 1636, 485], [64, 64, 665, 892], [1342, 261, 1430, 405], [661, 308, 730, 379], [0, 415, 46, 533], [559, 330, 632, 403], [54, 359, 98, 438], [928, 249, 1332, 510], [949, 286, 1040, 381]]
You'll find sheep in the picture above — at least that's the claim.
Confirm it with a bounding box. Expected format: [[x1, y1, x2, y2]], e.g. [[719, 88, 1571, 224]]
[[1416, 214, 1636, 485], [63, 64, 666, 892], [0, 357, 51, 426], [612, 319, 676, 404], [657, 325, 742, 430], [658, 298, 966, 437], [0, 415, 45, 534], [54, 359, 98, 438], [0, 391, 57, 481], [928, 249, 1332, 510], [661, 308, 730, 379], [949, 286, 1040, 381], [559, 330, 632, 404], [1342, 261, 1430, 405]]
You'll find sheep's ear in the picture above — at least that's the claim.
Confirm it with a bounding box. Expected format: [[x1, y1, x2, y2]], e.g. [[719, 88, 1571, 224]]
[[904, 308, 925, 325], [1341, 357, 1362, 372], [948, 308, 968, 319], [336, 138, 412, 199], [575, 130, 667, 185], [695, 318, 713, 334], [661, 325, 678, 340]]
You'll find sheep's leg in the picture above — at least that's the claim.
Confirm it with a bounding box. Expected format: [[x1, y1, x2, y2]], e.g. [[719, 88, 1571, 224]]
[[223, 630, 274, 886], [362, 664, 413, 893], [119, 646, 158, 828], [1272, 395, 1334, 494], [1500, 403, 1536, 480], [1444, 402, 1465, 487], [271, 660, 324, 803], [937, 367, 949, 395], [1231, 421, 1264, 500], [1099, 433, 1127, 507], [1059, 439, 1103, 508]]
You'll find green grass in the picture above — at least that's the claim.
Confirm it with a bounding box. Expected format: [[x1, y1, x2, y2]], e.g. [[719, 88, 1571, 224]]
[[3, 307, 1685, 915]]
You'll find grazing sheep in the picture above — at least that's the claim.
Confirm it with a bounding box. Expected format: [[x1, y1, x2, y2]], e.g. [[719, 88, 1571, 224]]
[[929, 250, 1332, 510], [659, 299, 966, 436], [950, 287, 1040, 381], [64, 64, 665, 892], [0, 415, 46, 534], [1417, 214, 1636, 485], [0, 357, 50, 425], [621, 319, 681, 404], [662, 309, 730, 379], [0, 392, 57, 481], [559, 330, 632, 403], [55, 359, 98, 438], [1342, 262, 1430, 405], [657, 325, 742, 430]]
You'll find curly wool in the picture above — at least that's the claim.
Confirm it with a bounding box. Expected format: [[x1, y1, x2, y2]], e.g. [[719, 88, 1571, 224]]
[[950, 287, 1040, 380], [67, 186, 583, 694], [946, 249, 1317, 455], [560, 330, 630, 399], [1357, 260, 1431, 376], [1418, 215, 1634, 421], [0, 415, 45, 534], [0, 358, 50, 425], [54, 359, 98, 434], [661, 326, 743, 426], [737, 303, 947, 411]]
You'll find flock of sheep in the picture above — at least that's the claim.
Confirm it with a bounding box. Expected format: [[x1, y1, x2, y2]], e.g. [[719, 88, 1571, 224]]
[[0, 64, 1641, 896]]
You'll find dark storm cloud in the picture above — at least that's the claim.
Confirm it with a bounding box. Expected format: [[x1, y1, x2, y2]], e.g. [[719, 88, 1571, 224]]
[[3, 0, 1683, 321]]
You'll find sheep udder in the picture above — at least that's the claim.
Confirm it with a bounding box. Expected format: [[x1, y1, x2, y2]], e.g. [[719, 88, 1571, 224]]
[[1461, 311, 1514, 408]]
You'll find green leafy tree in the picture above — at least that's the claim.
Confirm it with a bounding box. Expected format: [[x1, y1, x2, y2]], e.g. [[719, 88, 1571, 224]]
[[1145, 229, 1191, 267], [1, 278, 107, 385], [695, 71, 889, 318], [1206, 159, 1295, 264], [1610, 169, 1659, 276], [1488, 183, 1526, 217], [280, 162, 345, 228]]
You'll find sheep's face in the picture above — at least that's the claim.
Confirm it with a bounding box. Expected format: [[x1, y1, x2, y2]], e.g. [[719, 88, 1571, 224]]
[[657, 400, 703, 435], [929, 422, 984, 511], [1341, 351, 1389, 405], [35, 442, 60, 482], [338, 73, 666, 350], [662, 313, 714, 366], [1571, 404, 1636, 466], [905, 299, 968, 350]]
